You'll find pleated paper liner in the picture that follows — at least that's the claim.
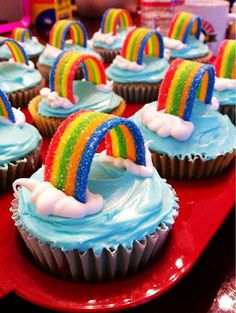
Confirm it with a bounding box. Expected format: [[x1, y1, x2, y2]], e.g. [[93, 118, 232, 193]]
[[169, 50, 213, 64], [93, 47, 120, 64], [29, 95, 126, 137], [7, 79, 45, 109], [219, 105, 235, 126], [0, 141, 42, 192], [151, 150, 235, 180], [11, 188, 178, 283]]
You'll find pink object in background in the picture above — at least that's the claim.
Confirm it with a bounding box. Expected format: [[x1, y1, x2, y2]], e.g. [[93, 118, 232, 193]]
[[0, 0, 31, 34]]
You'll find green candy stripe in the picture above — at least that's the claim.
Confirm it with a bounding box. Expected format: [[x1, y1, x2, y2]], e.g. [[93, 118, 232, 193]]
[[56, 112, 100, 190], [173, 13, 188, 40], [88, 58, 96, 84], [58, 53, 74, 97], [128, 29, 144, 61], [0, 104, 5, 116], [114, 125, 127, 159], [54, 22, 65, 48], [169, 61, 196, 116], [225, 42, 236, 78]]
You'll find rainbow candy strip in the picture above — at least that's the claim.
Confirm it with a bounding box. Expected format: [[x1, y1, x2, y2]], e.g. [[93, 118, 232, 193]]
[[49, 51, 106, 103], [49, 20, 88, 49], [168, 12, 202, 44], [44, 111, 146, 203], [0, 38, 29, 65], [215, 40, 236, 79], [158, 59, 214, 121], [12, 28, 32, 42], [121, 27, 164, 65], [0, 90, 15, 123], [101, 8, 133, 35]]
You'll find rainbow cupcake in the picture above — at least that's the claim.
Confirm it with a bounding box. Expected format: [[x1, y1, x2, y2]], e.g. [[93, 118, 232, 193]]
[[164, 12, 212, 63], [12, 111, 178, 282], [0, 28, 44, 64], [37, 20, 102, 81], [213, 40, 236, 125], [106, 27, 169, 103], [131, 59, 236, 179], [29, 51, 126, 137], [0, 38, 44, 108], [0, 90, 41, 192], [91, 8, 133, 63]]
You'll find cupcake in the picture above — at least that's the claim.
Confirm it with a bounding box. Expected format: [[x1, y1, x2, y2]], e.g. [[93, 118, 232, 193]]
[[106, 28, 169, 103], [0, 28, 44, 64], [164, 12, 212, 63], [37, 20, 102, 82], [12, 111, 179, 282], [0, 90, 41, 192], [131, 59, 236, 180], [91, 8, 133, 63], [0, 38, 45, 108], [213, 40, 236, 125], [29, 51, 126, 137]]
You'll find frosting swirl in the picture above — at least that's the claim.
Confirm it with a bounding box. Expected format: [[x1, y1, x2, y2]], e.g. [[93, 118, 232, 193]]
[[0, 38, 44, 58]]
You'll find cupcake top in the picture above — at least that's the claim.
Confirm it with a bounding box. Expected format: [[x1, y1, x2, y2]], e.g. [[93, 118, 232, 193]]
[[38, 20, 102, 67], [91, 8, 133, 51], [13, 111, 178, 253], [213, 40, 236, 106], [106, 27, 169, 83], [38, 51, 123, 118], [0, 28, 44, 59], [0, 90, 41, 165], [131, 59, 236, 160], [164, 12, 209, 59], [0, 38, 42, 93]]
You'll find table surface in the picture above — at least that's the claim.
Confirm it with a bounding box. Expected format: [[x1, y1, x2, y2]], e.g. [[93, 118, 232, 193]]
[[0, 15, 235, 313]]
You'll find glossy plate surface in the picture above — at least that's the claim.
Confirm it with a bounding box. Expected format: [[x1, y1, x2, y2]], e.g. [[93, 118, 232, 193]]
[[0, 106, 234, 312]]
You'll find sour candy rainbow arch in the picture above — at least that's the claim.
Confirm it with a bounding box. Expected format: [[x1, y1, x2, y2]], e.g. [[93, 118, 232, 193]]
[[121, 27, 164, 65], [44, 111, 146, 203], [0, 38, 29, 65], [158, 59, 214, 121], [0, 90, 15, 123], [12, 28, 32, 42], [49, 51, 106, 103], [215, 40, 236, 79], [101, 8, 133, 35], [168, 12, 202, 44], [49, 20, 88, 49]]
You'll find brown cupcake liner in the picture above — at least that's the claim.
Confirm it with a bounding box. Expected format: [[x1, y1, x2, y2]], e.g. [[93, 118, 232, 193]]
[[7, 78, 45, 109], [151, 150, 235, 180], [219, 105, 235, 125], [37, 63, 84, 83], [0, 140, 42, 192], [113, 82, 161, 104], [93, 47, 120, 64], [169, 50, 213, 64], [11, 190, 178, 282], [29, 95, 126, 137]]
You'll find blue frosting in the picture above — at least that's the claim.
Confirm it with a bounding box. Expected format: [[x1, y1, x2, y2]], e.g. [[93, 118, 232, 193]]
[[0, 122, 41, 165], [0, 39, 44, 58], [106, 56, 169, 83], [131, 101, 236, 160], [92, 29, 129, 50], [16, 158, 178, 253], [214, 89, 236, 106], [38, 43, 102, 67], [0, 62, 42, 93], [168, 36, 209, 59], [38, 80, 123, 118]]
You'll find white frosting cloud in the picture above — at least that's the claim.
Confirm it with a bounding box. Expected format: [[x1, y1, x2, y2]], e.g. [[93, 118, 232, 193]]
[[214, 77, 236, 91], [209, 96, 219, 110], [95, 80, 113, 92], [92, 30, 117, 45], [163, 37, 187, 50], [141, 105, 194, 141], [43, 44, 61, 58], [13, 178, 104, 218], [40, 88, 75, 109], [0, 108, 25, 125], [9, 58, 35, 70], [100, 142, 154, 177], [113, 55, 145, 71]]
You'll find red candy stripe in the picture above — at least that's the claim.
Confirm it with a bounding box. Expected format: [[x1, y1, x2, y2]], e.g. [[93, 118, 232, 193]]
[[121, 28, 137, 58], [215, 40, 228, 77], [167, 12, 181, 38]]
